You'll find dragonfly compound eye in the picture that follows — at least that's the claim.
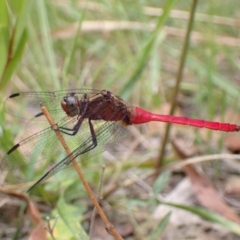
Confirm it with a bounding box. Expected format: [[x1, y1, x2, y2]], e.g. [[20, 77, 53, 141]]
[[61, 95, 79, 117]]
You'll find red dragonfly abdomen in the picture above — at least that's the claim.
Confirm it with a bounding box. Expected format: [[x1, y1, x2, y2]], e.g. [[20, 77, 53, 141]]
[[130, 107, 240, 132]]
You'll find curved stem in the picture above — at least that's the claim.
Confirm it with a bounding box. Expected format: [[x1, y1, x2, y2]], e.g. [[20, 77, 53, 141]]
[[156, 0, 199, 170], [40, 104, 123, 240]]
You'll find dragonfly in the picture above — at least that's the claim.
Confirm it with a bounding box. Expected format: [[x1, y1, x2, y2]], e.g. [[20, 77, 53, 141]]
[[1, 89, 240, 191]]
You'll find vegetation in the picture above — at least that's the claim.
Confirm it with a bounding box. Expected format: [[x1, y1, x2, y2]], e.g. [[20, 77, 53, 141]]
[[1, 0, 240, 239]]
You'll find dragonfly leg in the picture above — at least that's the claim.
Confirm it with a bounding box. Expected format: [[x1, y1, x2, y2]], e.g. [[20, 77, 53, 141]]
[[27, 119, 98, 192], [57, 117, 85, 136], [88, 118, 97, 147], [75, 118, 97, 151]]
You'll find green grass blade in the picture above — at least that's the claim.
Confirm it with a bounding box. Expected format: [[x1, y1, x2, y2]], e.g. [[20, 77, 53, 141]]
[[153, 171, 170, 195], [120, 0, 178, 99], [0, 29, 27, 90], [63, 12, 85, 77], [160, 201, 240, 236], [36, 0, 59, 89], [0, 0, 8, 80], [0, 0, 30, 90], [149, 212, 171, 240]]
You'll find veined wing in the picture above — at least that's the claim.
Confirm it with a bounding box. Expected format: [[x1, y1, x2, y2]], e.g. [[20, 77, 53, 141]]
[[1, 115, 84, 170], [1, 100, 130, 171], [4, 89, 101, 121], [27, 118, 129, 191], [2, 89, 131, 190]]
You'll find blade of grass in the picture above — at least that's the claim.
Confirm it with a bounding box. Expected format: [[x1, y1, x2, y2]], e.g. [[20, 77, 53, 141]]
[[149, 212, 171, 240], [0, 29, 27, 90], [188, 56, 240, 99], [157, 0, 199, 169], [160, 201, 240, 236], [0, 0, 30, 90], [63, 12, 85, 76], [0, 0, 8, 79], [36, 0, 59, 89], [119, 0, 178, 99], [153, 171, 170, 195], [12, 0, 32, 53]]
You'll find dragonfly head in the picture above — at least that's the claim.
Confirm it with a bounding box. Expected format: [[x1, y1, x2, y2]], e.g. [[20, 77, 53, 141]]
[[61, 93, 79, 117]]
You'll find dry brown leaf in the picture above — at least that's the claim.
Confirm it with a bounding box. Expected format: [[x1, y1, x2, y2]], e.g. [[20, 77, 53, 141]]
[[225, 176, 240, 196], [225, 134, 240, 153], [0, 187, 48, 240], [172, 139, 240, 225]]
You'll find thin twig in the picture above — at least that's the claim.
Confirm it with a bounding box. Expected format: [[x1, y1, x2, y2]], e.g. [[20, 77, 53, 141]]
[[45, 216, 59, 240], [156, 0, 198, 170], [89, 164, 105, 239], [143, 6, 240, 27], [40, 104, 123, 240]]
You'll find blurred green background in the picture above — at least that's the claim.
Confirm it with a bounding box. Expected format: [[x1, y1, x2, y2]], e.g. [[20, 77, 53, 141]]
[[1, 0, 240, 239]]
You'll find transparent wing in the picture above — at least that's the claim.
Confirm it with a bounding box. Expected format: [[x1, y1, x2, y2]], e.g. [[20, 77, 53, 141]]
[[27, 120, 129, 191], [1, 103, 129, 171], [1, 115, 129, 171], [2, 89, 131, 190], [1, 115, 83, 170], [4, 89, 101, 121]]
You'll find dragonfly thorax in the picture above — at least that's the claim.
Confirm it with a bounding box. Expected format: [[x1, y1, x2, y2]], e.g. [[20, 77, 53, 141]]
[[61, 93, 80, 117]]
